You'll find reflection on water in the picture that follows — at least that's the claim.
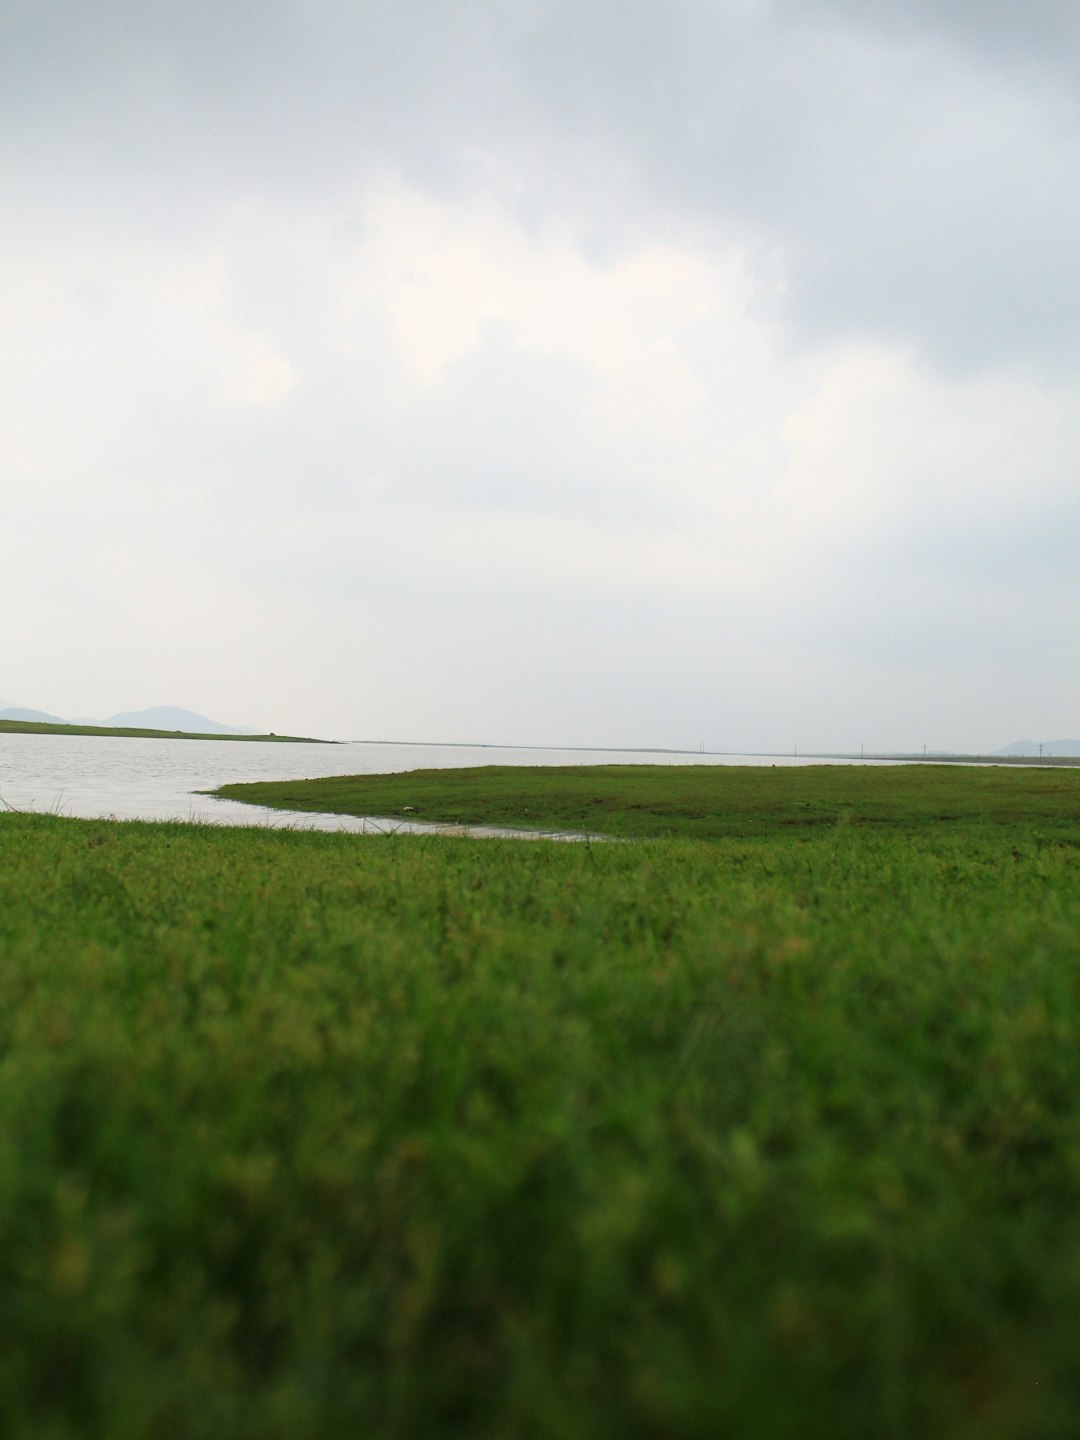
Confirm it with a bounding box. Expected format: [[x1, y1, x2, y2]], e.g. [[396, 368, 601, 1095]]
[[0, 734, 870, 837]]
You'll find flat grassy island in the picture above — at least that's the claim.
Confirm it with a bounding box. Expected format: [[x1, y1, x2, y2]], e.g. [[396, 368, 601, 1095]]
[[214, 758, 1080, 838], [0, 719, 331, 742], [3, 764, 1080, 1437]]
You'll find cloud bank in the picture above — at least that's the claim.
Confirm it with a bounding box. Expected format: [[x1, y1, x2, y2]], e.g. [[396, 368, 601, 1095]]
[[2, 0, 1077, 748]]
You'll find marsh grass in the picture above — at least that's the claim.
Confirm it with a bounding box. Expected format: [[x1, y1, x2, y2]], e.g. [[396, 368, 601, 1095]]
[[215, 759, 1080, 840], [2, 767, 1080, 1436]]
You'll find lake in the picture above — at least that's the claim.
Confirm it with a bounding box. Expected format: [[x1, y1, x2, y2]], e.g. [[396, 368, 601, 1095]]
[[0, 734, 878, 836]]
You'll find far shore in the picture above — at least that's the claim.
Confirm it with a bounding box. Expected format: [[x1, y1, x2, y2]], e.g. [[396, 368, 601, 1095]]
[[841, 751, 1080, 767], [0, 719, 334, 744], [1, 720, 1073, 763]]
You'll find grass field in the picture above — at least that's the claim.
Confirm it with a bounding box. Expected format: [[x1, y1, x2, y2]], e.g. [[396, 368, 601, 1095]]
[[3, 764, 1080, 1437], [214, 759, 1080, 840], [0, 719, 330, 742]]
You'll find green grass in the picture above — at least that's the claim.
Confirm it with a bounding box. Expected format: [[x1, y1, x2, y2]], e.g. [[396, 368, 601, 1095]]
[[3, 767, 1080, 1437], [0, 719, 330, 742], [214, 760, 1080, 840]]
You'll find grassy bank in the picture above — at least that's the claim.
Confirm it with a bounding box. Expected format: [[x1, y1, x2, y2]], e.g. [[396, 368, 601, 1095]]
[[214, 759, 1080, 840], [3, 767, 1080, 1437], [0, 719, 331, 742]]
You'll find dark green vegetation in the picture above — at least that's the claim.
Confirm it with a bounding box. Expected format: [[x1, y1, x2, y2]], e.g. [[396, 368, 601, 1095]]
[[0, 718, 329, 743], [215, 759, 1080, 840], [3, 765, 1080, 1437]]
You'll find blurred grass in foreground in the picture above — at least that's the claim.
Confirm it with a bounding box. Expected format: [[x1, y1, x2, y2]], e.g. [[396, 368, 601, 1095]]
[[2, 765, 1080, 1437]]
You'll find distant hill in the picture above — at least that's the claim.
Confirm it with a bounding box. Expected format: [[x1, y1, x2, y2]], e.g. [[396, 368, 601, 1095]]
[[998, 739, 1080, 757], [1, 700, 262, 735], [98, 706, 260, 736], [0, 706, 68, 724]]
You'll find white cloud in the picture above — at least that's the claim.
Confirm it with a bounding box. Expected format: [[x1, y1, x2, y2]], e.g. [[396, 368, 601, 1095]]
[[2, 2, 1080, 747]]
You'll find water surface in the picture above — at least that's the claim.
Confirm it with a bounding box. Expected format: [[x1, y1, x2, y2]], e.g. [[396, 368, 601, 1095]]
[[0, 734, 880, 836]]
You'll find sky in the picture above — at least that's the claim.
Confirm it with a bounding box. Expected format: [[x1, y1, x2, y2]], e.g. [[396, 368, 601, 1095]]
[[3, 0, 1078, 750]]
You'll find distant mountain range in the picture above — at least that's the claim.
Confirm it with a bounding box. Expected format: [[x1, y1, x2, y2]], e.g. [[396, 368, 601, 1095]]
[[0, 706, 69, 725], [0, 703, 260, 735]]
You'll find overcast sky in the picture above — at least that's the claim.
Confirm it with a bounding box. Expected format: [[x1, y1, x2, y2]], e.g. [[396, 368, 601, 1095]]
[[3, 0, 1078, 749]]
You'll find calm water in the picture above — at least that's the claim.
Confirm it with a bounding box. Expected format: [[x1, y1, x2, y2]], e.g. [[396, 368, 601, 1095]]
[[0, 734, 875, 837]]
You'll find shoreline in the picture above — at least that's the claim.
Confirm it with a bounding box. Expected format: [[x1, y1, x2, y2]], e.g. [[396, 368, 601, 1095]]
[[0, 719, 334, 744]]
